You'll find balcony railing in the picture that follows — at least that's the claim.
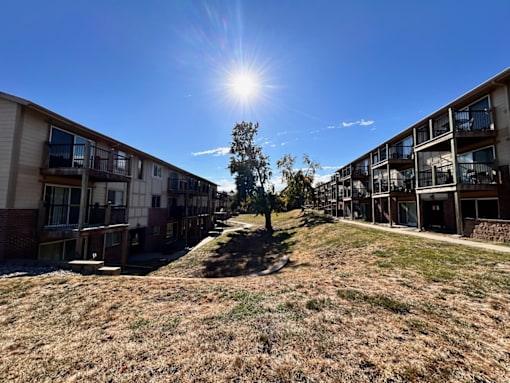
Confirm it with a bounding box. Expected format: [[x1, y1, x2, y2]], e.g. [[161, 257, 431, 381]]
[[44, 204, 127, 230], [416, 125, 430, 145], [388, 146, 413, 160], [373, 180, 389, 194], [341, 167, 351, 178], [47, 143, 130, 177], [418, 163, 454, 187], [388, 178, 414, 192], [352, 188, 371, 198], [168, 177, 210, 194], [457, 162, 496, 184], [432, 114, 450, 138], [352, 166, 369, 177], [454, 110, 492, 132]]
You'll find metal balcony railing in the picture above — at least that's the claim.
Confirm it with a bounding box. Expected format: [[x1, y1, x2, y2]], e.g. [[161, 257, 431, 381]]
[[373, 180, 389, 194], [418, 163, 454, 187], [416, 125, 430, 145], [388, 146, 413, 160], [457, 162, 497, 184], [47, 143, 130, 177], [454, 110, 492, 132], [351, 188, 371, 198], [44, 204, 127, 229], [352, 166, 369, 177], [168, 177, 211, 194], [432, 114, 450, 138], [389, 178, 415, 192]]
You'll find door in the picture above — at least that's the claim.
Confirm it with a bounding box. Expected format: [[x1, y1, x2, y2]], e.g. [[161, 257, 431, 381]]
[[398, 202, 417, 226], [424, 201, 444, 229]]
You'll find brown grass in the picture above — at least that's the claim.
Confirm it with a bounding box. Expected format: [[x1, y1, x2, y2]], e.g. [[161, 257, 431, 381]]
[[1, 210, 509, 382]]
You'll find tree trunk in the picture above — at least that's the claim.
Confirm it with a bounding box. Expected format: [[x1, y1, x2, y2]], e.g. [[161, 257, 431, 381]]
[[264, 210, 273, 232]]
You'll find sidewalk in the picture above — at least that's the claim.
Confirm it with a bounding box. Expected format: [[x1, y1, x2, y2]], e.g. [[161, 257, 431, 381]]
[[336, 218, 510, 254]]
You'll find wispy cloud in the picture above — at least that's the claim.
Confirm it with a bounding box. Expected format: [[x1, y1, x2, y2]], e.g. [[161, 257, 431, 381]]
[[192, 147, 230, 156], [342, 119, 375, 127]]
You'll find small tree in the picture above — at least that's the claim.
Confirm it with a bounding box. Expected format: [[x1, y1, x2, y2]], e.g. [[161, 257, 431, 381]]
[[229, 121, 274, 231], [277, 153, 320, 210]]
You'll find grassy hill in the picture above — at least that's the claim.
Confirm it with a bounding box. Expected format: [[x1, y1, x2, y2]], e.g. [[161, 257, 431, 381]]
[[1, 210, 509, 382]]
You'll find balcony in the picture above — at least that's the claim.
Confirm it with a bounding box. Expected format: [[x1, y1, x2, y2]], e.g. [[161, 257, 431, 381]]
[[418, 164, 453, 188], [454, 110, 492, 132], [43, 143, 131, 182], [352, 188, 371, 198], [388, 146, 413, 161], [168, 178, 210, 195], [457, 162, 497, 185], [389, 178, 415, 193], [352, 166, 370, 178], [42, 204, 127, 232], [373, 180, 389, 194], [416, 113, 451, 147]]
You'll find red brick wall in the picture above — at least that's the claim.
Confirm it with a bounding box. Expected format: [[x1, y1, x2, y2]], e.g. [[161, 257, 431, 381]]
[[0, 209, 39, 260], [145, 208, 167, 252]]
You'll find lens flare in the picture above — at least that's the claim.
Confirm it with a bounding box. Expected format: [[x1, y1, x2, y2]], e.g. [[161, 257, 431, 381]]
[[228, 71, 259, 101]]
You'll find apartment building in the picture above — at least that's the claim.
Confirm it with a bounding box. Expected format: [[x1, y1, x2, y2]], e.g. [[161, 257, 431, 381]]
[[0, 92, 221, 264], [315, 68, 510, 237]]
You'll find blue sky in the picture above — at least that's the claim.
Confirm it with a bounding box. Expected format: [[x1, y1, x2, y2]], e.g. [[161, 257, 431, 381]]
[[2, 0, 510, 191]]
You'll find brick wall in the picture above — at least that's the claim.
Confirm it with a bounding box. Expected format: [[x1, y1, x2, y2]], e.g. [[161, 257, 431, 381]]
[[463, 218, 510, 243], [0, 209, 39, 260], [145, 208, 168, 252]]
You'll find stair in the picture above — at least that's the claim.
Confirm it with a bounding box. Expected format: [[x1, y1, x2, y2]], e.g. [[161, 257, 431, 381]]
[[98, 266, 122, 276], [68, 260, 121, 276]]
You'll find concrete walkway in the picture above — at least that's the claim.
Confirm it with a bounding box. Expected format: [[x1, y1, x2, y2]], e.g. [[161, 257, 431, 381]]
[[336, 218, 510, 254]]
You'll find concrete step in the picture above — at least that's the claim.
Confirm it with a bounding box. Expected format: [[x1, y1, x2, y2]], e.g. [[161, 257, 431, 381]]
[[98, 266, 122, 276], [68, 260, 104, 273]]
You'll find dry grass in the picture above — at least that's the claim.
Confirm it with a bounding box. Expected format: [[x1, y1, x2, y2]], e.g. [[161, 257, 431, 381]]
[[1, 210, 509, 382]]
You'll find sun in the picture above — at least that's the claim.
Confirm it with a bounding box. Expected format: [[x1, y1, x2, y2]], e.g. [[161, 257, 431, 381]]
[[229, 72, 259, 101]]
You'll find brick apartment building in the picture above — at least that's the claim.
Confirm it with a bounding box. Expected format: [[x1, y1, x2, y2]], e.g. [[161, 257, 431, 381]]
[[0, 92, 222, 264], [315, 68, 510, 239]]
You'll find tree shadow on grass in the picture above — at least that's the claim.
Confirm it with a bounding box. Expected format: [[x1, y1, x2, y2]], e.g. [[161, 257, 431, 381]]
[[298, 211, 335, 228], [202, 228, 294, 277]]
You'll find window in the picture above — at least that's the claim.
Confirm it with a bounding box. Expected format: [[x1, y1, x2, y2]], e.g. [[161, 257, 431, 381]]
[[49, 126, 94, 168], [39, 240, 77, 261], [151, 195, 161, 208], [153, 164, 162, 178], [107, 190, 124, 205], [166, 223, 177, 239], [152, 225, 160, 236], [461, 199, 499, 219], [106, 232, 121, 247], [398, 202, 417, 226], [137, 159, 144, 179], [115, 150, 126, 170], [44, 185, 87, 226]]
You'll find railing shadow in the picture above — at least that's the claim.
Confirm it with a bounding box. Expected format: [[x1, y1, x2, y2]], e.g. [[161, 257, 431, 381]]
[[202, 228, 294, 277]]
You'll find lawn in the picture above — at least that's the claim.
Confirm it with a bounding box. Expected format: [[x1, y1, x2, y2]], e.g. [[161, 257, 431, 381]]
[[1, 210, 509, 382]]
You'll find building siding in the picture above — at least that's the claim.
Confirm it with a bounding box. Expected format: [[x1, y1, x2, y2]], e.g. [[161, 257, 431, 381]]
[[0, 99, 18, 208]]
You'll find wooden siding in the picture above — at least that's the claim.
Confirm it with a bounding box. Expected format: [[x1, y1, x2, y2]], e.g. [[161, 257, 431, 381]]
[[0, 99, 17, 208], [14, 109, 48, 209], [491, 86, 510, 164]]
